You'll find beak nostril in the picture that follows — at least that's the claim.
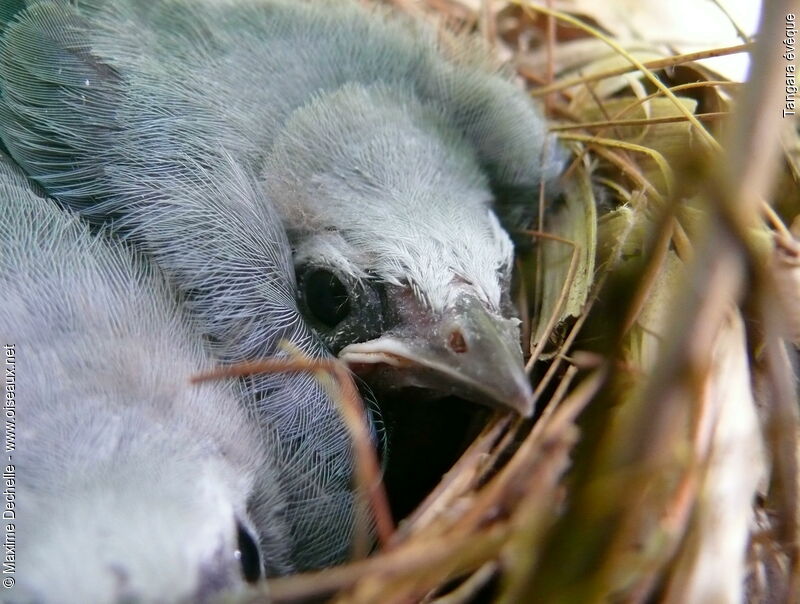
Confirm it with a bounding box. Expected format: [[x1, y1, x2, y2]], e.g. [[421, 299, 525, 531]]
[[448, 329, 468, 354]]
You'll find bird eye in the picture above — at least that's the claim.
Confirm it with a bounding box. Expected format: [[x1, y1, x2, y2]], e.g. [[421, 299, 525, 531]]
[[235, 521, 262, 584], [302, 268, 351, 328]]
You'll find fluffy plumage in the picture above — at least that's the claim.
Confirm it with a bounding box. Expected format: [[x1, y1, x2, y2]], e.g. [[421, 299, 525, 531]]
[[0, 151, 289, 602], [0, 2, 366, 573], [0, 0, 562, 412]]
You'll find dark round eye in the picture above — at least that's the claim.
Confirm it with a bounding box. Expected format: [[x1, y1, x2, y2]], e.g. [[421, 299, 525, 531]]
[[303, 268, 351, 328], [235, 521, 262, 584]]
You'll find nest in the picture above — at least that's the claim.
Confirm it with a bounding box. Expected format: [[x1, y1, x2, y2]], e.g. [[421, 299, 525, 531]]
[[236, 2, 800, 602]]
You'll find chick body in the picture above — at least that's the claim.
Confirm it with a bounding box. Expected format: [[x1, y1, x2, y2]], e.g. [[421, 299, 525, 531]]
[[0, 151, 297, 602]]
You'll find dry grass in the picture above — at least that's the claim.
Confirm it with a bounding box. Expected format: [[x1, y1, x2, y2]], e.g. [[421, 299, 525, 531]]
[[236, 1, 800, 602]]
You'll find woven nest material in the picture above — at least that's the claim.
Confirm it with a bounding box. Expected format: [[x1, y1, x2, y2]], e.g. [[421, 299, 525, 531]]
[[230, 2, 800, 602]]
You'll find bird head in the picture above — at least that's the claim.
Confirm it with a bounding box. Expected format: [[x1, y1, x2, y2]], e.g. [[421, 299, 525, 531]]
[[263, 82, 536, 415]]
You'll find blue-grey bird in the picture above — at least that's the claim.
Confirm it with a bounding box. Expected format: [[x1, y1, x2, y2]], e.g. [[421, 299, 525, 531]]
[[0, 0, 563, 416], [0, 151, 292, 602], [2, 1, 376, 574]]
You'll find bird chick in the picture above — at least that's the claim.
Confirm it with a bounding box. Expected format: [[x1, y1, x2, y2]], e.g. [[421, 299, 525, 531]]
[[0, 0, 563, 416], [0, 152, 287, 602], [1, 2, 367, 572]]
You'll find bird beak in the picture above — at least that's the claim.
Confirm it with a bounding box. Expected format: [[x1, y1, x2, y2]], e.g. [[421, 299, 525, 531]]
[[338, 295, 534, 416]]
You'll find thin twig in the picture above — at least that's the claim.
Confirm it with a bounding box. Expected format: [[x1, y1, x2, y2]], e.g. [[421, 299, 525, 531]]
[[551, 111, 729, 131], [193, 356, 395, 547], [531, 42, 753, 98]]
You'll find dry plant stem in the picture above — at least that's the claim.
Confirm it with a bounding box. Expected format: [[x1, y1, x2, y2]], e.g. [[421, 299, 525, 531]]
[[609, 81, 741, 122], [589, 145, 666, 203], [512, 191, 686, 596], [709, 0, 752, 42], [625, 225, 742, 482], [671, 220, 693, 263], [571, 79, 788, 244], [544, 0, 556, 111], [584, 79, 637, 163], [602, 1, 797, 598], [573, 80, 737, 166], [532, 169, 548, 340], [594, 176, 630, 202], [519, 229, 580, 373], [192, 357, 395, 548], [528, 193, 643, 407], [531, 42, 753, 98], [628, 323, 738, 603], [722, 0, 800, 585], [495, 373, 604, 604], [485, 416, 528, 477], [427, 561, 498, 604], [551, 112, 729, 131], [526, 241, 621, 406], [529, 370, 605, 462], [573, 51, 686, 330], [495, 438, 578, 604], [546, 363, 579, 410], [585, 255, 739, 603], [724, 0, 799, 214], [760, 300, 800, 596], [533, 188, 657, 404], [266, 526, 510, 603], [345, 551, 494, 604], [564, 67, 636, 165], [560, 73, 671, 192], [559, 133, 674, 196], [458, 369, 605, 532], [373, 372, 595, 604], [519, 363, 580, 450], [515, 257, 532, 350], [528, 307, 586, 407], [479, 0, 495, 49], [392, 414, 512, 541], [517, 1, 722, 153], [763, 202, 794, 239], [620, 213, 675, 336]]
